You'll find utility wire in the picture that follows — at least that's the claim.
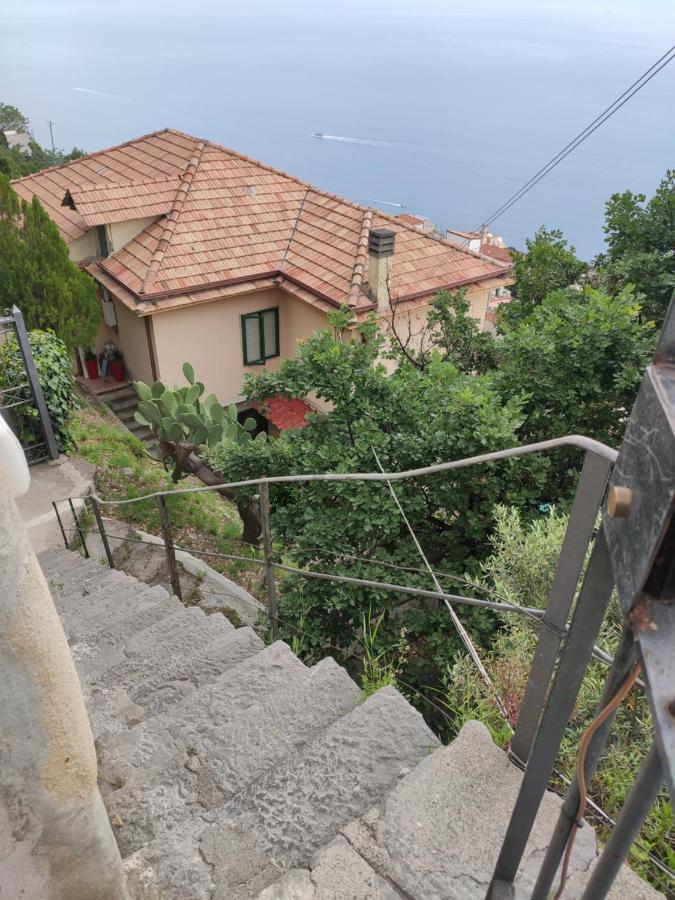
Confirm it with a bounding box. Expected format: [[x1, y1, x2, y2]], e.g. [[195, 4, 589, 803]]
[[478, 44, 675, 232], [451, 43, 675, 250], [370, 446, 513, 728]]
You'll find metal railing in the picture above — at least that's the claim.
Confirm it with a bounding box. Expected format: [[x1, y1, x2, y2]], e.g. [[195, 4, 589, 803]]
[[50, 301, 675, 898]]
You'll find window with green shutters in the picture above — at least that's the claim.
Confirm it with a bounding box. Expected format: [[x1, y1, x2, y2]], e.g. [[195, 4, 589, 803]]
[[241, 307, 280, 365]]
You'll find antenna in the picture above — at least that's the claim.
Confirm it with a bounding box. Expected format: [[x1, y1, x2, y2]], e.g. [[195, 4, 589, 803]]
[[47, 121, 55, 153]]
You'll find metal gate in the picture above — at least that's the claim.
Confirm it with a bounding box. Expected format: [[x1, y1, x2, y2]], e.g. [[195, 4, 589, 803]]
[[0, 305, 59, 465]]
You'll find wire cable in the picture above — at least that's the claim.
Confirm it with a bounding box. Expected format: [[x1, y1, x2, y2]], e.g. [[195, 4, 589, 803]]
[[370, 445, 514, 728], [475, 45, 675, 233]]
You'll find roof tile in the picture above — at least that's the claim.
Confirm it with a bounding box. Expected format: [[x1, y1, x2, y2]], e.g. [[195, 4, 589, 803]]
[[14, 127, 511, 307]]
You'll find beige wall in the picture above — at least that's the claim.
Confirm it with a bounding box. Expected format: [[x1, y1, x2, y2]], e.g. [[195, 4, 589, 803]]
[[67, 217, 159, 264], [109, 216, 160, 253], [151, 288, 328, 402], [114, 299, 154, 384], [68, 229, 99, 263], [377, 285, 493, 373]]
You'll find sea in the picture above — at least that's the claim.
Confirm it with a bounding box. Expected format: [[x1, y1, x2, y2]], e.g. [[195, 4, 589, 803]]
[[1, 0, 674, 259]]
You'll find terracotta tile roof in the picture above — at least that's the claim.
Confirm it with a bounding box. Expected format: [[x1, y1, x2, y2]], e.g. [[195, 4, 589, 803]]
[[11, 129, 199, 244], [14, 128, 511, 310], [254, 396, 313, 430], [62, 177, 179, 226], [480, 242, 513, 263]]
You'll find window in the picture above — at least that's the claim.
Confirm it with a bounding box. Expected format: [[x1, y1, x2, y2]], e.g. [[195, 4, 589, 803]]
[[241, 307, 279, 365], [97, 224, 110, 257]]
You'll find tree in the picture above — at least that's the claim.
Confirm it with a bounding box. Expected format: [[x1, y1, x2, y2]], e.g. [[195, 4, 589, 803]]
[[0, 175, 100, 350], [206, 314, 546, 720], [0, 103, 29, 132], [387, 288, 497, 374], [496, 285, 654, 495], [501, 227, 587, 326], [593, 170, 675, 326]]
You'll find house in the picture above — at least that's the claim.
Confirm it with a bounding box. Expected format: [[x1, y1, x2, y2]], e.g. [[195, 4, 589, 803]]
[[12, 129, 511, 421], [395, 212, 440, 235], [445, 226, 513, 264], [3, 129, 31, 153]]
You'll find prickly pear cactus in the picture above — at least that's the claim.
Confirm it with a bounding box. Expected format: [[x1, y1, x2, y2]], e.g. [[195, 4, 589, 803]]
[[133, 362, 264, 480]]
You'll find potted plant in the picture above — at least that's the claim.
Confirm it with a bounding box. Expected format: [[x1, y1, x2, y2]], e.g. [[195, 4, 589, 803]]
[[109, 350, 125, 382], [84, 348, 99, 380]]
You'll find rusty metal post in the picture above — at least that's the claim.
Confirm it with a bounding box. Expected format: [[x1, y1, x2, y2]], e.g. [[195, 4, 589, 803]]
[[68, 497, 89, 559], [52, 500, 69, 550], [156, 495, 182, 600], [259, 480, 279, 639], [89, 496, 113, 569]]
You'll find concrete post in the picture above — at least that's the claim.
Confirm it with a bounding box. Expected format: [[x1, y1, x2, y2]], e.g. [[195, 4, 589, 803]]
[[0, 462, 129, 899]]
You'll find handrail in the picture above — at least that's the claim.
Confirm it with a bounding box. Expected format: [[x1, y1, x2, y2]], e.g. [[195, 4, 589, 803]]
[[88, 434, 617, 507]]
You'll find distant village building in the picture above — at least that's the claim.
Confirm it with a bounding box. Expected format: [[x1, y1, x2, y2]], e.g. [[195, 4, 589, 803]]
[[3, 130, 31, 153], [395, 213, 440, 236], [445, 227, 513, 264]]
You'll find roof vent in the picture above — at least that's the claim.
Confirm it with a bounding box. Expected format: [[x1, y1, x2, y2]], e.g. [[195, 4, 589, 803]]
[[246, 184, 257, 196], [367, 227, 395, 258], [95, 164, 110, 175]]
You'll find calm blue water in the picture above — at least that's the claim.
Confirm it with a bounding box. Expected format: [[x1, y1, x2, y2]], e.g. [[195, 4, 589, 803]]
[[2, 0, 674, 258]]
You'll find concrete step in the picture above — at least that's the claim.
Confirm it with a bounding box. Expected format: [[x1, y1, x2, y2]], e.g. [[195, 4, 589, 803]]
[[86, 625, 264, 737], [105, 656, 361, 856], [125, 686, 437, 900]]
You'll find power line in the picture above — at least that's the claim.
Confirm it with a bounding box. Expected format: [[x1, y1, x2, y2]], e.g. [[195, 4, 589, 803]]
[[461, 44, 675, 244], [370, 445, 514, 728]]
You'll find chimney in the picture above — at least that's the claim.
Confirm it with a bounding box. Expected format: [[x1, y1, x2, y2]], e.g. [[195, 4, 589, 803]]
[[367, 228, 395, 311]]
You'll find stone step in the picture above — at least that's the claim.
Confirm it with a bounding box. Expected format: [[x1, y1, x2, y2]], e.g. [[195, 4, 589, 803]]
[[317, 721, 660, 900], [129, 686, 439, 899], [99, 640, 308, 791], [71, 593, 186, 682], [258, 835, 402, 900], [99, 386, 137, 404], [108, 394, 139, 413], [86, 625, 265, 738], [105, 656, 361, 856]]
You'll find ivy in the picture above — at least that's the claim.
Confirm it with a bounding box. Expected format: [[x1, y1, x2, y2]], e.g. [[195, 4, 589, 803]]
[[0, 329, 77, 451]]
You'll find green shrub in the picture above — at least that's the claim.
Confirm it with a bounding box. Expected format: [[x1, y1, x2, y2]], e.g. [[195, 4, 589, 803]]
[[445, 506, 671, 889], [0, 329, 76, 450]]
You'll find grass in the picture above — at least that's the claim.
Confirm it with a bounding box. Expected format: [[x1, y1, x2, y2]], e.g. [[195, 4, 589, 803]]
[[70, 397, 266, 601]]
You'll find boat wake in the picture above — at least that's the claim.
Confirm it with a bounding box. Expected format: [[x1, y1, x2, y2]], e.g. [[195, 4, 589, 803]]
[[312, 132, 401, 148]]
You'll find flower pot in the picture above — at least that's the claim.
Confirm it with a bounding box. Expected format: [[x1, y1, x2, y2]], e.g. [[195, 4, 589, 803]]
[[85, 358, 99, 379], [110, 359, 124, 382]]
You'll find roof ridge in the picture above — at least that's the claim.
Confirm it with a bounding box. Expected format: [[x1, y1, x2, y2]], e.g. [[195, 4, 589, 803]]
[[139, 141, 207, 296], [349, 208, 373, 302], [13, 123, 506, 272], [278, 188, 311, 272], [168, 129, 507, 270], [9, 127, 183, 185], [69, 174, 180, 194]]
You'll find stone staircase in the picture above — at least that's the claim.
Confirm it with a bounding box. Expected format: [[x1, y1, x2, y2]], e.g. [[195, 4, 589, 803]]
[[39, 548, 661, 900], [96, 383, 155, 445]]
